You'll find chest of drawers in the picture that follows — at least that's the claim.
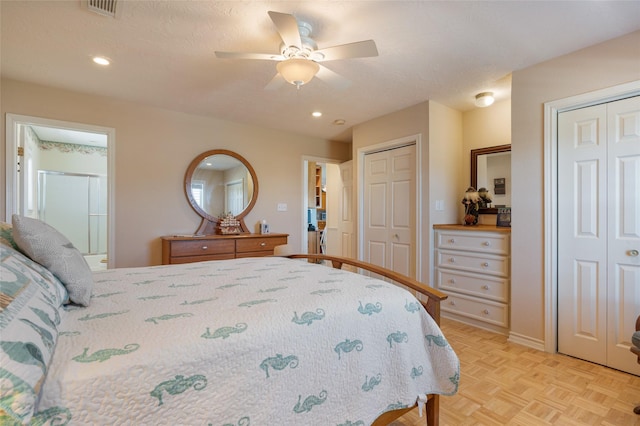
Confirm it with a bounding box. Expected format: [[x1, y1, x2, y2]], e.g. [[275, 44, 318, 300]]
[[161, 233, 288, 265], [434, 225, 511, 334]]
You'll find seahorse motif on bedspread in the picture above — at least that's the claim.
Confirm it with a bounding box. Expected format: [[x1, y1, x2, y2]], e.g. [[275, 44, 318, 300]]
[[386, 331, 408, 348], [334, 339, 363, 360], [404, 299, 421, 313], [201, 323, 248, 339], [361, 373, 382, 392], [425, 334, 449, 347], [145, 313, 194, 324], [259, 353, 299, 378], [293, 390, 328, 413], [385, 401, 409, 411], [150, 374, 207, 406], [338, 421, 365, 426], [180, 297, 217, 305], [291, 309, 325, 326], [310, 289, 341, 295], [410, 366, 424, 379], [78, 310, 129, 321], [72, 343, 139, 363], [238, 299, 276, 308], [357, 301, 382, 316]]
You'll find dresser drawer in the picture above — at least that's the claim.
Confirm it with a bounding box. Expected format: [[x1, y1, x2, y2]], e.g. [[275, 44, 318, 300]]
[[169, 253, 235, 264], [236, 236, 288, 253], [436, 269, 509, 302], [169, 239, 235, 257], [441, 292, 509, 328], [436, 231, 509, 255], [436, 249, 509, 277]]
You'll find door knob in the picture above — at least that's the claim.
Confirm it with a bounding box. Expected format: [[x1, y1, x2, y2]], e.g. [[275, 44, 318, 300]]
[[629, 249, 639, 257]]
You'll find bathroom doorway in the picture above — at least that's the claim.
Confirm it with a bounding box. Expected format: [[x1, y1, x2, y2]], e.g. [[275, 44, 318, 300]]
[[6, 114, 115, 269]]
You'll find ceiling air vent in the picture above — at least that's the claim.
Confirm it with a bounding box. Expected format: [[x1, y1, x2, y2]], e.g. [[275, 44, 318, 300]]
[[87, 0, 118, 18]]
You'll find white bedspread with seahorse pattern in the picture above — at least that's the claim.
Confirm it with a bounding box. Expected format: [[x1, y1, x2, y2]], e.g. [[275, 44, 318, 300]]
[[37, 257, 459, 425]]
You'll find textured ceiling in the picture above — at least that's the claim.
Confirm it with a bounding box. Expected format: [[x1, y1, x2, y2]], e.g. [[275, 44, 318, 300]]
[[2, 1, 639, 142]]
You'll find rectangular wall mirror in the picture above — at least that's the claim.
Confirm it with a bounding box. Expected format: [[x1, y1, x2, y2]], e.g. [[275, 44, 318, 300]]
[[471, 144, 511, 214]]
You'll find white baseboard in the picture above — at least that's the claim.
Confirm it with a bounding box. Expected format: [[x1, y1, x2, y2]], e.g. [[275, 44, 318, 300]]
[[508, 332, 546, 352]]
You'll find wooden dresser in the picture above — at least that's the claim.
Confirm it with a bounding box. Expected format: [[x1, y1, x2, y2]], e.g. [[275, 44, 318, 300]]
[[433, 224, 511, 334], [161, 233, 288, 265]]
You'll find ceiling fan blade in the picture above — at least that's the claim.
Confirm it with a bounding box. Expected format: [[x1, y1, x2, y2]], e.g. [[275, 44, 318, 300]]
[[265, 73, 286, 91], [315, 65, 351, 90], [268, 11, 302, 49], [215, 51, 282, 61], [314, 40, 378, 61]]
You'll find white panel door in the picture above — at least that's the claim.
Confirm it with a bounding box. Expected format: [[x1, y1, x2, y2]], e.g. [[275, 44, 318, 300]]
[[606, 96, 640, 374], [558, 96, 640, 375], [363, 144, 415, 277]]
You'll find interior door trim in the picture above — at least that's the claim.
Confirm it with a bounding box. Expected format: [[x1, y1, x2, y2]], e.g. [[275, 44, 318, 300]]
[[542, 80, 640, 353], [357, 134, 422, 280], [5, 114, 117, 268]]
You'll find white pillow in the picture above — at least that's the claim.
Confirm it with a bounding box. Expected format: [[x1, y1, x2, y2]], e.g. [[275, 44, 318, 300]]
[[12, 215, 93, 306]]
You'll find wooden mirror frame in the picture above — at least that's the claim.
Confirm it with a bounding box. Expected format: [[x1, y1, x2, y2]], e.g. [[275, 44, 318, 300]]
[[470, 144, 511, 214], [184, 149, 258, 234]]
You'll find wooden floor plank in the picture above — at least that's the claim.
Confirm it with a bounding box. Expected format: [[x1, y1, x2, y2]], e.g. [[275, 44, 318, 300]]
[[389, 318, 640, 425]]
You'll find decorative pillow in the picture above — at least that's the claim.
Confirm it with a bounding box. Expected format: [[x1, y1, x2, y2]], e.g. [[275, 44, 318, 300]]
[[0, 222, 18, 250], [12, 215, 93, 306], [0, 245, 63, 424]]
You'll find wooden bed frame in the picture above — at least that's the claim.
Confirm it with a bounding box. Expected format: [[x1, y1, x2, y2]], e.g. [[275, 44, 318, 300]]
[[286, 253, 450, 426]]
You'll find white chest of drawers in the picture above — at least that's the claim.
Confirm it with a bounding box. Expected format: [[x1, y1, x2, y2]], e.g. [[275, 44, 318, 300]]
[[434, 224, 511, 334]]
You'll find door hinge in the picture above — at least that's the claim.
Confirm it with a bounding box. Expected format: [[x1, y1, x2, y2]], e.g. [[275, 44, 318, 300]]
[[17, 147, 24, 156]]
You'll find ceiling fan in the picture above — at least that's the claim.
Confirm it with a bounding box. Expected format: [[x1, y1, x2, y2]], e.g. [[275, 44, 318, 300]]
[[215, 11, 378, 90]]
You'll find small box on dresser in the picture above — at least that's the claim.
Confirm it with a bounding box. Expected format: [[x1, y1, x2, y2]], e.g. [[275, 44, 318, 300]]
[[433, 224, 511, 334]]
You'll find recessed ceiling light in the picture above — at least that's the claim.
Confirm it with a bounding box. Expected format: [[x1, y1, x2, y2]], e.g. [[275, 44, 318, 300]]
[[333, 119, 346, 126], [312, 111, 322, 118], [92, 56, 110, 66]]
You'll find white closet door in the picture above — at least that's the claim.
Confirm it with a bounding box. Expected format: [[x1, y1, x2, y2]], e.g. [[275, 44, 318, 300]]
[[606, 96, 640, 374], [558, 103, 608, 365], [363, 144, 415, 277], [558, 96, 640, 375]]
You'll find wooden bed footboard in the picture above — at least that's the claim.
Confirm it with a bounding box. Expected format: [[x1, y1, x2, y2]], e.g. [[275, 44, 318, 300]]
[[286, 254, 448, 426]]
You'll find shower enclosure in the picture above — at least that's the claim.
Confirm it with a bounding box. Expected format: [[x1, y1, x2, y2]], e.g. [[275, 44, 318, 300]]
[[38, 171, 107, 270]]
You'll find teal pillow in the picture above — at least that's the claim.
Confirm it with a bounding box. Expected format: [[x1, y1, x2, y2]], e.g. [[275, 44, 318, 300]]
[[0, 245, 63, 424]]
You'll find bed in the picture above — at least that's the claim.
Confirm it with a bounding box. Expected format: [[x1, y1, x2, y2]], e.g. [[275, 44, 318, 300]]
[[0, 218, 459, 426]]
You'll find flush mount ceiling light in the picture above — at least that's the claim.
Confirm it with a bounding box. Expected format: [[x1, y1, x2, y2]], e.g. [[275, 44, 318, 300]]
[[475, 92, 495, 107], [276, 58, 320, 89], [311, 111, 322, 117], [92, 56, 110, 66]]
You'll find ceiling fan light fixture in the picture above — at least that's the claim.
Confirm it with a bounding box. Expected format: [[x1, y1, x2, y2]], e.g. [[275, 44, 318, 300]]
[[277, 58, 319, 88], [475, 92, 495, 107]]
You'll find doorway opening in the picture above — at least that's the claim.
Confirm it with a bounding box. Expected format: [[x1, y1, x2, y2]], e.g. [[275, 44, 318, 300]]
[[5, 114, 116, 269]]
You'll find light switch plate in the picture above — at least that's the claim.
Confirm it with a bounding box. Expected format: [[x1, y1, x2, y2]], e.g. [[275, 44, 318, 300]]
[[277, 203, 287, 212]]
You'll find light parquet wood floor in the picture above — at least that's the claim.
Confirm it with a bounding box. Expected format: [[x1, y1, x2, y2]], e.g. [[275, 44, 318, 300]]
[[391, 319, 640, 426]]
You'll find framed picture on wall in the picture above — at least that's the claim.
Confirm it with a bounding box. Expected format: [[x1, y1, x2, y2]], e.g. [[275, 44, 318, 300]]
[[497, 207, 511, 227]]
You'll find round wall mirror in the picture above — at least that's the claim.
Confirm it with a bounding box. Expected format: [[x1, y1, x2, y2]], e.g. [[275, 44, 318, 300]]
[[184, 149, 258, 234]]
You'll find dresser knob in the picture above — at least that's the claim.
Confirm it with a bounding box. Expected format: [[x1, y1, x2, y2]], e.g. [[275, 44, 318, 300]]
[[260, 242, 267, 247], [450, 301, 456, 306], [482, 285, 490, 290], [483, 309, 490, 315], [449, 279, 456, 284], [449, 238, 455, 244], [483, 241, 491, 246], [201, 246, 208, 250], [449, 257, 456, 263], [482, 262, 489, 267]]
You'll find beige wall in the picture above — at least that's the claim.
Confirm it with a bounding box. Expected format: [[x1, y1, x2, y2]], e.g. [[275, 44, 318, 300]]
[[352, 100, 463, 284], [510, 30, 640, 343], [1, 79, 351, 267]]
